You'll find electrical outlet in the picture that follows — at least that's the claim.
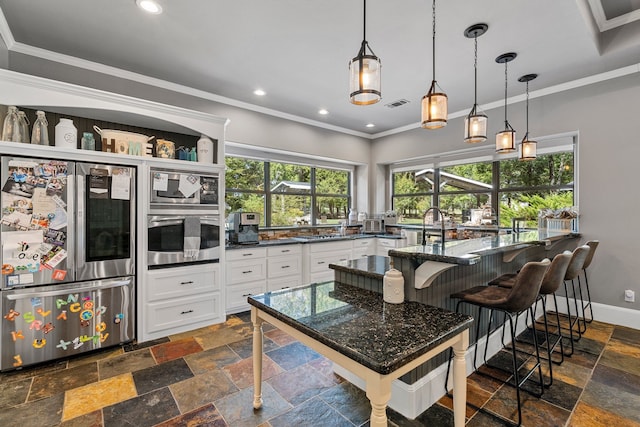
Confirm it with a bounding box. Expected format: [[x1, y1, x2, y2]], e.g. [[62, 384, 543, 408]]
[[624, 289, 635, 303]]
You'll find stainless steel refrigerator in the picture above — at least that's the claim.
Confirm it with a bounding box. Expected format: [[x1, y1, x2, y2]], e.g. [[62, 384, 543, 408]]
[[0, 157, 135, 371]]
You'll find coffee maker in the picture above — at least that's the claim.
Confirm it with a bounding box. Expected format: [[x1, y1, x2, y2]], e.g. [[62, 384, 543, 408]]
[[228, 212, 260, 244]]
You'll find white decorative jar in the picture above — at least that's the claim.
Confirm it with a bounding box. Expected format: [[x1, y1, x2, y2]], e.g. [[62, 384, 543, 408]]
[[196, 135, 214, 163], [383, 264, 404, 304], [55, 118, 77, 149]]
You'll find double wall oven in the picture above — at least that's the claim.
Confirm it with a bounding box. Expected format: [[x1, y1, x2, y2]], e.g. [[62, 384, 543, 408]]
[[147, 167, 220, 269]]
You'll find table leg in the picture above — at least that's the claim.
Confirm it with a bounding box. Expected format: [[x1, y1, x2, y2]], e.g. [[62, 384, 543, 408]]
[[452, 330, 469, 427], [366, 377, 391, 427], [252, 309, 264, 410]]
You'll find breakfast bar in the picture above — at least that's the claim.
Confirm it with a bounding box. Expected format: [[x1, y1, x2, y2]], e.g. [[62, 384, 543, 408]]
[[248, 281, 473, 426]]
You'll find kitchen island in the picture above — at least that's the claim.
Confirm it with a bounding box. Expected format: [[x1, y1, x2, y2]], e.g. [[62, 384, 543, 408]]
[[328, 230, 579, 417], [248, 281, 472, 427]]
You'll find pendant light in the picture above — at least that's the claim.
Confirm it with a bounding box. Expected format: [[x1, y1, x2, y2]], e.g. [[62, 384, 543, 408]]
[[421, 0, 447, 129], [518, 73, 538, 161], [463, 23, 488, 143], [349, 0, 381, 105], [495, 52, 517, 153]]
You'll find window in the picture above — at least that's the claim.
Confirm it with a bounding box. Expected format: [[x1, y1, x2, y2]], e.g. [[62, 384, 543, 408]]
[[225, 157, 351, 227], [391, 148, 575, 228]]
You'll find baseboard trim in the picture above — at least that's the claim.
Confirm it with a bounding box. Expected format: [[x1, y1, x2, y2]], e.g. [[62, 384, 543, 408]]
[[549, 296, 640, 330]]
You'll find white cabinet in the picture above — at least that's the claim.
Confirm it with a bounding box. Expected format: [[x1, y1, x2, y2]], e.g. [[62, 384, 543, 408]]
[[226, 247, 267, 314], [267, 244, 302, 291], [352, 237, 376, 259], [305, 240, 353, 283], [142, 263, 222, 341], [376, 237, 407, 257]]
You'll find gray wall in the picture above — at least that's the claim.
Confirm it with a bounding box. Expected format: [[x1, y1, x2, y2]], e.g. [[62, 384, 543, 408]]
[[4, 49, 638, 312], [372, 73, 640, 310]]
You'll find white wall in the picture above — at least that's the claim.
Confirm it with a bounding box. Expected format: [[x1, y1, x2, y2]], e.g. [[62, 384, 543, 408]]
[[372, 73, 640, 310]]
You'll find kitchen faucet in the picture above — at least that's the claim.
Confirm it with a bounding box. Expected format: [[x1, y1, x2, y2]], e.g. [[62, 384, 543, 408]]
[[421, 207, 446, 246]]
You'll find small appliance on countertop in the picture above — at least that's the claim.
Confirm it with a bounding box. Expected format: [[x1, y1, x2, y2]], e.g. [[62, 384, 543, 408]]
[[228, 212, 260, 244]]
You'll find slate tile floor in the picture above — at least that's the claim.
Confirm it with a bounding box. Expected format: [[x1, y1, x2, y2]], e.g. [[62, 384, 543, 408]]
[[1, 312, 639, 426]]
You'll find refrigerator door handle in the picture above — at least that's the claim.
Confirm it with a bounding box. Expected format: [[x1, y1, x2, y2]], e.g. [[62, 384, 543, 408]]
[[75, 172, 86, 273], [4, 278, 132, 300]]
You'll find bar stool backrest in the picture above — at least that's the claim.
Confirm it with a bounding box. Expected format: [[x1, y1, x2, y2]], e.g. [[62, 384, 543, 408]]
[[540, 252, 572, 295], [564, 245, 591, 281], [504, 260, 550, 312], [582, 240, 599, 270]]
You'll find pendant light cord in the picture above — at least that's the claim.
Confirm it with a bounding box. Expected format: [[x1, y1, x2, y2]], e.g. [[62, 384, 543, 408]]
[[525, 81, 529, 135], [473, 34, 478, 107], [432, 0, 436, 80], [504, 60, 508, 126], [363, 0, 367, 42]]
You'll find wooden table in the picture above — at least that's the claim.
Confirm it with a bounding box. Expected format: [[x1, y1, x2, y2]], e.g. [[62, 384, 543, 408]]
[[249, 281, 472, 426]]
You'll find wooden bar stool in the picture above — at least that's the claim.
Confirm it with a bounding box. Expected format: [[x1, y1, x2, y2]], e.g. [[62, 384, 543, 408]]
[[490, 252, 572, 386], [446, 260, 549, 426]]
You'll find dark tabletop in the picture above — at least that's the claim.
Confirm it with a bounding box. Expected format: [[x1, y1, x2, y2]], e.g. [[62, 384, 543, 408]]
[[248, 281, 473, 375]]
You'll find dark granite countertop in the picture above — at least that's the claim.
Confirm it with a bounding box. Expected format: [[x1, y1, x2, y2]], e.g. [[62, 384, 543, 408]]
[[248, 281, 473, 375], [226, 234, 404, 250], [329, 255, 389, 279], [389, 230, 577, 265]]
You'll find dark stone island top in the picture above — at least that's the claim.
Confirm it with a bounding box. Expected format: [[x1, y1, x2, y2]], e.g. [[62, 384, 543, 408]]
[[329, 255, 390, 280], [389, 230, 577, 265], [248, 281, 473, 375]]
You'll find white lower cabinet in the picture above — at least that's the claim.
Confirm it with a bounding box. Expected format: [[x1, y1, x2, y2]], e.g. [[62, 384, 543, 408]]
[[142, 263, 222, 341], [305, 240, 353, 283], [376, 237, 407, 256], [352, 237, 376, 259], [267, 244, 302, 291], [226, 247, 267, 314]]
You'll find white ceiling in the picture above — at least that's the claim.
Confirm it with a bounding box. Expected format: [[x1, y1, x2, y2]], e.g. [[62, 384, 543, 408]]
[[0, 0, 639, 138]]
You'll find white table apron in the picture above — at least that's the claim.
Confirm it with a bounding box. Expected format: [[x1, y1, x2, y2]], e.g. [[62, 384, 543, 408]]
[[251, 306, 469, 427]]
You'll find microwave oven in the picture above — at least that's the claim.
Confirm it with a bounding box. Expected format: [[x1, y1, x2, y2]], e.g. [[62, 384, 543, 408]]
[[147, 214, 220, 269], [149, 168, 218, 211]]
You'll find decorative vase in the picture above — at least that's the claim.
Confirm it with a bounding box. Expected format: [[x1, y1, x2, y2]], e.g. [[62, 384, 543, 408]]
[[196, 135, 214, 163], [55, 118, 77, 149]]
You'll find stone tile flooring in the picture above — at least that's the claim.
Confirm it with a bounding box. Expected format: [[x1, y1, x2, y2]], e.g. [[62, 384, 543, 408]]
[[0, 312, 639, 426]]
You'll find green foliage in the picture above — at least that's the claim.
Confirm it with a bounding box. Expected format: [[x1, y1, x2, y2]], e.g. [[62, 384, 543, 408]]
[[499, 192, 574, 227]]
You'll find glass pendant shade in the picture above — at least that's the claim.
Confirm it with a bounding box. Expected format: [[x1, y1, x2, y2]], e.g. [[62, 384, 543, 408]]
[[421, 82, 448, 129], [495, 52, 517, 153], [464, 107, 487, 143], [496, 127, 516, 153], [520, 135, 537, 160], [518, 73, 538, 161], [349, 47, 382, 105]]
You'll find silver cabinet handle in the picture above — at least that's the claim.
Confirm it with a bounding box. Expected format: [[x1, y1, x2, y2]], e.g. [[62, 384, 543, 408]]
[[180, 309, 194, 315]]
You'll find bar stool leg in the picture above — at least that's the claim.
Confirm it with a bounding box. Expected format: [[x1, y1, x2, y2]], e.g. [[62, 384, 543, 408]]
[[582, 269, 594, 324]]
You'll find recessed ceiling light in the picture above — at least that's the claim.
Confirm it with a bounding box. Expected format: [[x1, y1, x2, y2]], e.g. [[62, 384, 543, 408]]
[[366, 123, 375, 128], [318, 109, 329, 115], [253, 89, 266, 96], [136, 0, 162, 14]]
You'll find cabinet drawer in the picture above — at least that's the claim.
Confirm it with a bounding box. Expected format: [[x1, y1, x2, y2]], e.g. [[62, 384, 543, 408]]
[[146, 265, 219, 302], [145, 292, 221, 334], [309, 250, 352, 273], [352, 238, 375, 249], [267, 244, 302, 257], [226, 259, 267, 284], [308, 240, 352, 253], [267, 275, 302, 292], [352, 248, 372, 259], [226, 247, 267, 261], [268, 256, 302, 279], [226, 282, 265, 311], [310, 270, 334, 284], [377, 238, 400, 249]]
